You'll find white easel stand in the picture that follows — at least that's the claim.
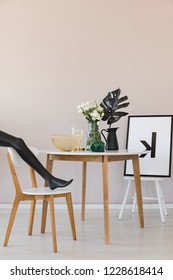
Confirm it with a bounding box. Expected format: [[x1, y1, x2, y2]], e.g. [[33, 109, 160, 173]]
[[118, 177, 168, 223]]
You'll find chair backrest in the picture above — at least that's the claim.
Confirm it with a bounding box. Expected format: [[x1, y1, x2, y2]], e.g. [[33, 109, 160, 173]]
[[8, 147, 23, 166], [8, 147, 40, 166], [7, 147, 39, 194]]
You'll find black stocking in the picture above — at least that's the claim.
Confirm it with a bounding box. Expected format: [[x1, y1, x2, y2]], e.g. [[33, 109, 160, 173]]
[[0, 130, 73, 190]]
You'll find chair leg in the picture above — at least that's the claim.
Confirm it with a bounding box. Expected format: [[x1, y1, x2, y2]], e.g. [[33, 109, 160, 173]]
[[118, 180, 132, 219], [49, 196, 58, 253], [41, 200, 48, 234], [28, 200, 36, 235], [66, 193, 77, 240], [4, 197, 20, 247]]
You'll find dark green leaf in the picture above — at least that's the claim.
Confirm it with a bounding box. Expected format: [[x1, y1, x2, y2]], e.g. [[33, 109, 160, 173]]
[[100, 88, 129, 126]]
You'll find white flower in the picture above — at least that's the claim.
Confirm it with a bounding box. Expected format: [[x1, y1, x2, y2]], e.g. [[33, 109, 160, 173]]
[[77, 101, 104, 122]]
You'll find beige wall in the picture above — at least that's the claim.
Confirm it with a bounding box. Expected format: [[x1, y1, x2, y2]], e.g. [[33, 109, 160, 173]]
[[0, 0, 173, 204]]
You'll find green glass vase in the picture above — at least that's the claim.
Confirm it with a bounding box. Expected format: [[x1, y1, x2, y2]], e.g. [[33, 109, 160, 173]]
[[86, 121, 101, 151]]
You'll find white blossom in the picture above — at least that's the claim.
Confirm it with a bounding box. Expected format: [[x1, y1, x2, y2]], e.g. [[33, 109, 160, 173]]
[[77, 101, 104, 122]]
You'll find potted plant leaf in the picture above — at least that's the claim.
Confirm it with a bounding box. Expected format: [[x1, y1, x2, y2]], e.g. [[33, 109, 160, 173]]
[[100, 88, 129, 150]]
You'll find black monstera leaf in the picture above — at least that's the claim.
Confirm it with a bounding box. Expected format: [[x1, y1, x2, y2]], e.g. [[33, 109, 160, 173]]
[[100, 88, 129, 127]]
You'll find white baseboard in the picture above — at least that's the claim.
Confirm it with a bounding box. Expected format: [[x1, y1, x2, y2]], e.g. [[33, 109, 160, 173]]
[[0, 203, 173, 210]]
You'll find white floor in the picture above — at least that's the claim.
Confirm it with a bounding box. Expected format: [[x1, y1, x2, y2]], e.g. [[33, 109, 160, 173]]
[[0, 207, 172, 260]]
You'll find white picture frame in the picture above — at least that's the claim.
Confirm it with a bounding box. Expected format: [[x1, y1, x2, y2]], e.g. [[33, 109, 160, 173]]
[[124, 115, 173, 177]]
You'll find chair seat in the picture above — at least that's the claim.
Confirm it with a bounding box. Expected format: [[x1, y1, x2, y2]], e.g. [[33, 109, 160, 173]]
[[23, 186, 73, 195]]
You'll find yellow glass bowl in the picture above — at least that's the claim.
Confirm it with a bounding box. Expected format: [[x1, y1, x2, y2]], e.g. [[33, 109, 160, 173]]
[[51, 134, 83, 151]]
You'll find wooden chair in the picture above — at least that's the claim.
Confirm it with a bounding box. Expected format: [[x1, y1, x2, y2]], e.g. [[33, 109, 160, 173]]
[[4, 147, 76, 253]]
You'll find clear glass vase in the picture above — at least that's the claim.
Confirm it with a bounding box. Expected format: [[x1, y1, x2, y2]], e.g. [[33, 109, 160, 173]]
[[86, 121, 101, 150]]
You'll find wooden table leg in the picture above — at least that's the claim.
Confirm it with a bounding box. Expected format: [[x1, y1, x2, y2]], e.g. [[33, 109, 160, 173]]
[[81, 161, 87, 221], [41, 154, 53, 233], [132, 155, 144, 228], [102, 156, 110, 244]]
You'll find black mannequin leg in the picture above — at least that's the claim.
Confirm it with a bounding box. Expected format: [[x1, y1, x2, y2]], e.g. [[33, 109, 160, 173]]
[[0, 130, 73, 190]]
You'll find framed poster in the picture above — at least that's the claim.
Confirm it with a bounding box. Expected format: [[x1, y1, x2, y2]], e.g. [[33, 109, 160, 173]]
[[124, 115, 173, 177]]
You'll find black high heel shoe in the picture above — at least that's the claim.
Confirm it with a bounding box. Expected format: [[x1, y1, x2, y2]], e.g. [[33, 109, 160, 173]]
[[49, 178, 73, 190]]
